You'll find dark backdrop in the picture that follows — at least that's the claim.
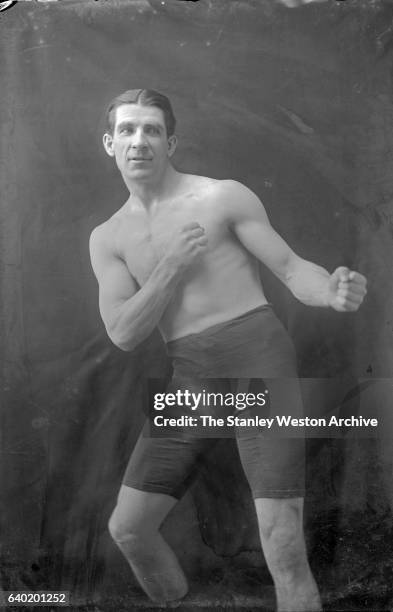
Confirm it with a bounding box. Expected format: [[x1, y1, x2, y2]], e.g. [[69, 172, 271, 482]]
[[1, 0, 393, 609]]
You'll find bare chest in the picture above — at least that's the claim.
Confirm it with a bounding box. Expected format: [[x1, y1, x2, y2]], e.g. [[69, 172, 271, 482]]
[[114, 200, 225, 286]]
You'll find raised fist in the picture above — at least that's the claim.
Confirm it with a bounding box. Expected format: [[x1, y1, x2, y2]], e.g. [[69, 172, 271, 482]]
[[164, 222, 208, 271], [328, 266, 367, 312]]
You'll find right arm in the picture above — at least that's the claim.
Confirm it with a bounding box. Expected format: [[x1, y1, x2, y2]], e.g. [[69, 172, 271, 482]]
[[89, 222, 207, 351]]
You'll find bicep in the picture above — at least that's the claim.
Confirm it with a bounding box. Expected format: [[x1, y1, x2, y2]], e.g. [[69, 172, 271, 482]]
[[228, 183, 299, 281], [89, 229, 138, 330]]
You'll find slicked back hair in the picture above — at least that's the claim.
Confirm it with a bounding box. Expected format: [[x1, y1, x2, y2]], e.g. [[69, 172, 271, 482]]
[[105, 89, 176, 137]]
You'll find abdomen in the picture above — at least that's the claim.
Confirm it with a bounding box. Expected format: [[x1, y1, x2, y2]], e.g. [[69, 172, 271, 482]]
[[160, 244, 268, 341]]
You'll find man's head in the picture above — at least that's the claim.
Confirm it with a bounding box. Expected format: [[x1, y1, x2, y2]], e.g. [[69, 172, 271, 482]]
[[105, 89, 176, 138], [103, 89, 177, 185]]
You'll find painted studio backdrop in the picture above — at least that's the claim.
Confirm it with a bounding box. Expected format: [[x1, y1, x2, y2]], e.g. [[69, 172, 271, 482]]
[[1, 0, 393, 609]]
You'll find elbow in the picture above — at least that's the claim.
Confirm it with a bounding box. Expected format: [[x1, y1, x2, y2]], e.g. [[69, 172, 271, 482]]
[[106, 326, 139, 352], [113, 339, 136, 352]]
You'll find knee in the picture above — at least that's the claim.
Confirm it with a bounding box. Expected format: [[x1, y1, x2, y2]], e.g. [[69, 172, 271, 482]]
[[260, 509, 301, 544], [258, 500, 306, 570], [108, 511, 125, 543], [258, 502, 309, 579], [259, 514, 301, 547], [108, 509, 142, 546]]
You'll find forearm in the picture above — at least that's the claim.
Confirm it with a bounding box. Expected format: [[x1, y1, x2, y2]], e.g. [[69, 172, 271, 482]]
[[284, 256, 331, 307], [106, 259, 183, 351]]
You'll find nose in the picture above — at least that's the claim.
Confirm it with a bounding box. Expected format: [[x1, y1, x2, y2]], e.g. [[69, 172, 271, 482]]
[[131, 127, 148, 149]]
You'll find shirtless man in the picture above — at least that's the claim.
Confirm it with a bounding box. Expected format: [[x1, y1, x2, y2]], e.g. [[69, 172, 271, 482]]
[[89, 89, 367, 611]]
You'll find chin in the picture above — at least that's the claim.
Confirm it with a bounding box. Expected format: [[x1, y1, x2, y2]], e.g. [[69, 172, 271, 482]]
[[127, 170, 155, 182]]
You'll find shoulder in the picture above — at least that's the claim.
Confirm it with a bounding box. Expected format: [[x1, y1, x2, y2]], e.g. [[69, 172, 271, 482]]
[[198, 178, 261, 205], [90, 220, 113, 253], [217, 179, 260, 200], [89, 209, 127, 264], [179, 174, 266, 221], [184, 174, 260, 202], [89, 206, 127, 250], [180, 173, 219, 193], [208, 179, 266, 222], [89, 216, 123, 280]]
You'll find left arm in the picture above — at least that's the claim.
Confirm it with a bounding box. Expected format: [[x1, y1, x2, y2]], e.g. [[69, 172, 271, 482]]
[[224, 181, 367, 311]]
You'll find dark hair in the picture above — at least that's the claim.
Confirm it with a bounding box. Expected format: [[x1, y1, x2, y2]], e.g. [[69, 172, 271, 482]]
[[105, 88, 176, 136]]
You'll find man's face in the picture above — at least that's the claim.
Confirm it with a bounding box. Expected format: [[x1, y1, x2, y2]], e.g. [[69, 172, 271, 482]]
[[103, 104, 177, 183]]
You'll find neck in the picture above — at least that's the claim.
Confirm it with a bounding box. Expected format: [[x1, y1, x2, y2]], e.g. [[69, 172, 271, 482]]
[[124, 165, 180, 208]]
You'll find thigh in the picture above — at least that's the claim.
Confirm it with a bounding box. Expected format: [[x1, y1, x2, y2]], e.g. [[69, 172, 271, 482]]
[[123, 430, 213, 500], [237, 434, 305, 499], [236, 372, 305, 499]]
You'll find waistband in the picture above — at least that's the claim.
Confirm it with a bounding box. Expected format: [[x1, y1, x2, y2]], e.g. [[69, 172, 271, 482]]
[[166, 303, 273, 351]]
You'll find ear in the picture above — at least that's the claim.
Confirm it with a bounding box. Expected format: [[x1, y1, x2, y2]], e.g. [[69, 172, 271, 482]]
[[103, 133, 115, 157], [167, 134, 178, 158]]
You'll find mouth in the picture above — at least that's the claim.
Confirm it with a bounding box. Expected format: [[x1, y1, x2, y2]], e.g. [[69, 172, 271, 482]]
[[128, 157, 153, 162]]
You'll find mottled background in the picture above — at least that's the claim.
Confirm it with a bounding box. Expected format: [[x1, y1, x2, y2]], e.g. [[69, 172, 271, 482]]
[[1, 0, 393, 609]]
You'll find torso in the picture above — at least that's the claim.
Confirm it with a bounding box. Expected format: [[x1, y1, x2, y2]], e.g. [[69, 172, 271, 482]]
[[104, 174, 268, 341]]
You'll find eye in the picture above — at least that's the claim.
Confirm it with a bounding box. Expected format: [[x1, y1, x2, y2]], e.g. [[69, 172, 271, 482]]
[[145, 125, 160, 135], [118, 125, 134, 135]]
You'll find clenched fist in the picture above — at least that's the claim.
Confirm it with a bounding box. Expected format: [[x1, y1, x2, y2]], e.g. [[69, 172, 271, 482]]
[[328, 266, 367, 312], [164, 222, 208, 272]]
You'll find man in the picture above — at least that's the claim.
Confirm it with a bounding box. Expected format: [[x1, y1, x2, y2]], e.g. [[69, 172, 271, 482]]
[[89, 89, 367, 611]]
